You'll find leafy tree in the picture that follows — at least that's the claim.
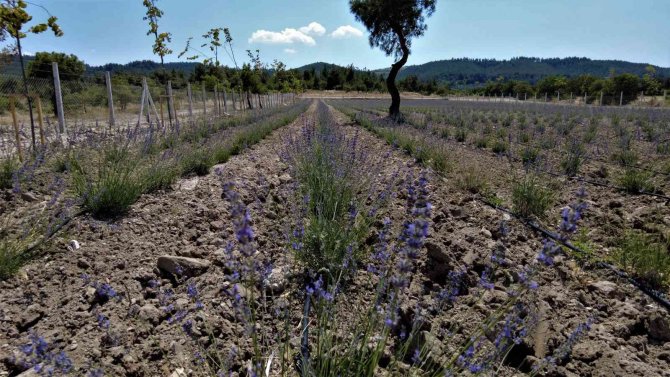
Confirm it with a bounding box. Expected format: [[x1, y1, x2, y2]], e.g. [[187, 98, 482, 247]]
[[0, 0, 63, 150], [142, 0, 171, 66], [350, 0, 436, 120], [27, 51, 84, 80]]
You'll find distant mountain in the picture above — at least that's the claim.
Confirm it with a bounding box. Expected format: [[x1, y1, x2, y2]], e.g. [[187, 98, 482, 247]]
[[0, 55, 199, 77], [87, 60, 198, 75], [372, 57, 670, 87], [294, 62, 350, 73]]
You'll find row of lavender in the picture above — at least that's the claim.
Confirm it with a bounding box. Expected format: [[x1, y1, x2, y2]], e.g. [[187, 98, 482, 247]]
[[11, 101, 595, 376], [0, 101, 308, 280], [332, 99, 670, 301]]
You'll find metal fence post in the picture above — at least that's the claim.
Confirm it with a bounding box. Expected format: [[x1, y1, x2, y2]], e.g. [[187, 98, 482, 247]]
[[105, 71, 115, 128], [52, 62, 66, 134], [202, 83, 207, 119], [187, 82, 194, 123]]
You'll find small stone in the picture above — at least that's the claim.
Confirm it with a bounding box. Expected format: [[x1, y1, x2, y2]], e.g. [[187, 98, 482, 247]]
[[180, 177, 199, 191], [646, 313, 670, 342], [481, 228, 492, 238], [587, 281, 624, 300], [77, 258, 91, 269], [170, 368, 187, 377], [20, 192, 39, 202], [278, 174, 292, 184], [210, 220, 225, 231], [425, 241, 448, 263], [264, 268, 288, 294], [67, 240, 80, 252], [157, 255, 210, 277], [17, 304, 44, 331], [139, 304, 163, 325]]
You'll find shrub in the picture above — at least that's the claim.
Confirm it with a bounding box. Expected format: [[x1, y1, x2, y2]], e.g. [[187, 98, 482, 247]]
[[512, 176, 554, 218], [71, 146, 144, 217], [561, 142, 585, 177], [475, 137, 488, 149], [0, 157, 18, 189], [458, 168, 489, 194], [491, 139, 508, 154], [455, 129, 467, 142], [142, 158, 179, 193], [619, 169, 654, 194], [616, 232, 670, 288], [0, 237, 26, 280], [521, 147, 539, 167], [180, 148, 213, 176], [611, 150, 638, 167]]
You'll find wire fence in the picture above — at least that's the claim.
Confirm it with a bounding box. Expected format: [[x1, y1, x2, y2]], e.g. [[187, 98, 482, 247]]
[[0, 65, 296, 160]]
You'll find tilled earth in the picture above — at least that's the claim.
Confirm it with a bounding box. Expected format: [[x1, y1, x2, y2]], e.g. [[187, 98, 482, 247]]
[[1, 102, 670, 376]]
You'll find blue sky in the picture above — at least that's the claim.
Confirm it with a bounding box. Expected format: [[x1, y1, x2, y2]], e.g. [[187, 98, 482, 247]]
[[12, 0, 670, 69]]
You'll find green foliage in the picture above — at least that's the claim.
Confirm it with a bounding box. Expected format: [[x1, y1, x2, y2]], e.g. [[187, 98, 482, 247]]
[[180, 147, 213, 176], [0, 157, 17, 189], [561, 142, 585, 177], [619, 169, 654, 194], [521, 147, 539, 167], [457, 168, 489, 194], [27, 51, 84, 80], [616, 232, 670, 288], [455, 128, 467, 142], [611, 150, 638, 167], [70, 145, 144, 217], [142, 0, 172, 65], [512, 175, 554, 218], [0, 236, 26, 280], [491, 139, 508, 154]]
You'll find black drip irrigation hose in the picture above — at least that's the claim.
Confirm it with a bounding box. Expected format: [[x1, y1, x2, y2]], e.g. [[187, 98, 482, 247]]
[[477, 197, 670, 311]]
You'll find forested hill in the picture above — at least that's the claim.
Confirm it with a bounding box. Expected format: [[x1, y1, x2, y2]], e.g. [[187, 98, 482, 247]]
[[0, 56, 198, 76], [372, 57, 670, 87]]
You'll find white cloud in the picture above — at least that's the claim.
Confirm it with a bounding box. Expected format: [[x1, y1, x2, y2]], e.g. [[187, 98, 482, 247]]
[[299, 22, 326, 37], [330, 25, 364, 39], [284, 48, 297, 54], [249, 28, 316, 46]]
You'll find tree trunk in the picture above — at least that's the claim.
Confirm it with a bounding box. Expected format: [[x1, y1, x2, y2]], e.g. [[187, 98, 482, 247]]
[[386, 33, 409, 121], [17, 36, 37, 152]]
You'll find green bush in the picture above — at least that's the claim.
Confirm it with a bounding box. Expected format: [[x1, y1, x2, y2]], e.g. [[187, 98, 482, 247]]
[[561, 142, 585, 177], [458, 168, 489, 194], [521, 147, 539, 167], [616, 232, 670, 288], [71, 146, 144, 217], [180, 148, 213, 176], [611, 150, 638, 167], [512, 176, 554, 218], [0, 237, 26, 280], [619, 169, 654, 194], [0, 157, 18, 189], [491, 140, 508, 154], [475, 137, 489, 149], [455, 129, 467, 142]]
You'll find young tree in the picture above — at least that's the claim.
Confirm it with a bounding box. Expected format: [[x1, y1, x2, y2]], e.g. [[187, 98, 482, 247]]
[[349, 0, 435, 120], [0, 0, 63, 151], [142, 0, 172, 66]]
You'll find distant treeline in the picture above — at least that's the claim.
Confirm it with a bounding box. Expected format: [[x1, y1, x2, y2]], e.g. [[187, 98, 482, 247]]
[[471, 68, 668, 104]]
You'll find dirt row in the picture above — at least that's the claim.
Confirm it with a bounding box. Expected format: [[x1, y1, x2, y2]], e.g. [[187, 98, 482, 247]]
[[0, 101, 668, 376]]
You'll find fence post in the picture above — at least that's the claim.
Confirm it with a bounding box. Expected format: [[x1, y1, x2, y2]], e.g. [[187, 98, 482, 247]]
[[187, 82, 194, 123], [584, 92, 587, 105], [600, 91, 603, 106], [557, 91, 560, 102], [620, 91, 623, 106], [223, 89, 228, 113], [35, 96, 45, 146], [105, 71, 116, 128], [545, 93, 547, 102], [167, 80, 175, 128], [52, 62, 66, 134], [202, 83, 207, 119], [214, 85, 220, 116], [10, 97, 23, 162]]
